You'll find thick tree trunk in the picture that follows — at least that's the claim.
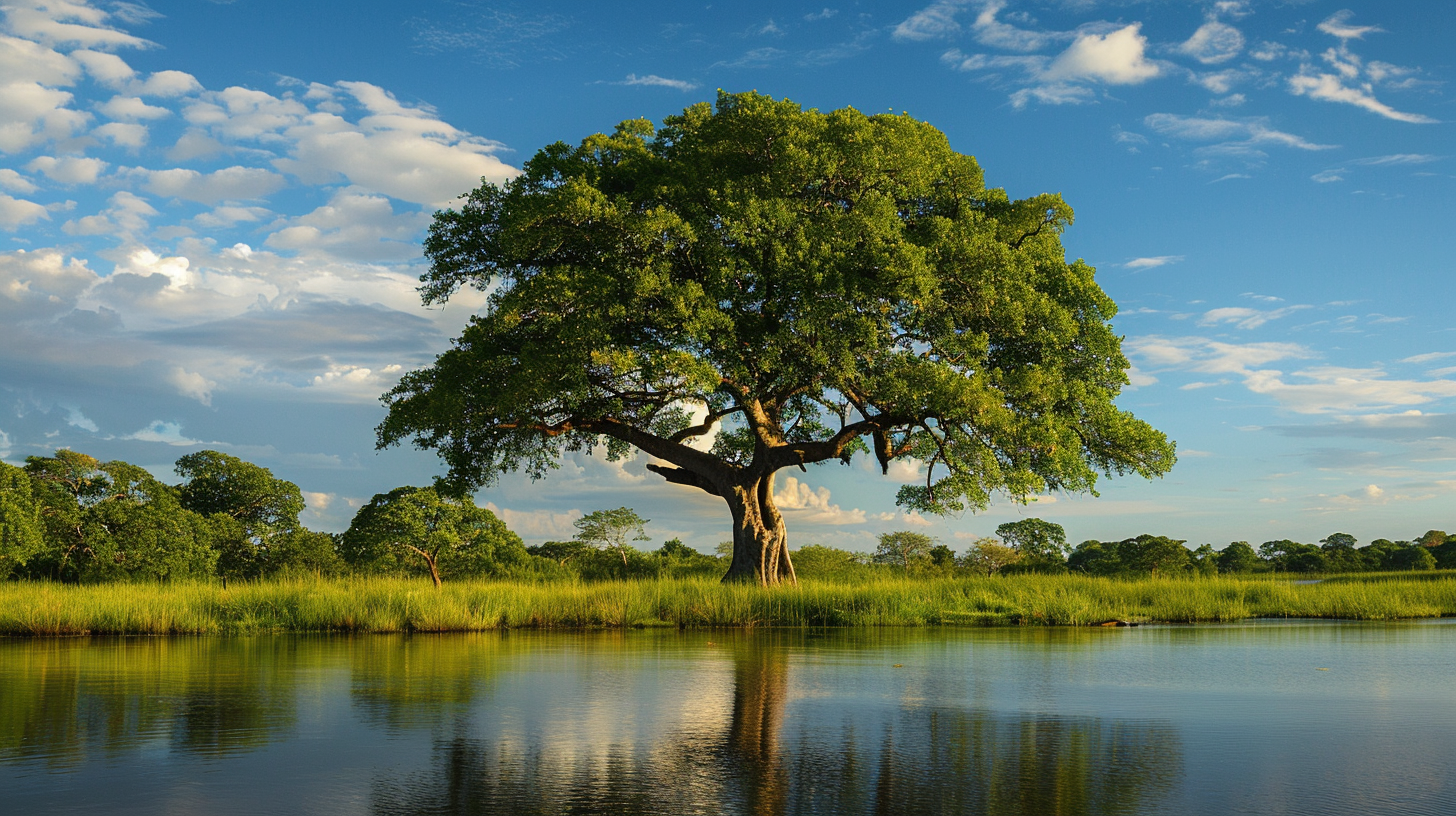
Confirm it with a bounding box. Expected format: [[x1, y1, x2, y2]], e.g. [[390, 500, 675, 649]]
[[721, 472, 797, 586]]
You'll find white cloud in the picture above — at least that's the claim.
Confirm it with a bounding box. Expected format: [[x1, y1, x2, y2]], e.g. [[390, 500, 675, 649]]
[[65, 405, 98, 432], [970, 0, 1066, 52], [264, 189, 428, 262], [0, 81, 90, 153], [1243, 367, 1456, 415], [0, 168, 38, 194], [773, 476, 866, 524], [1316, 10, 1382, 41], [1179, 21, 1244, 64], [99, 95, 170, 120], [1125, 255, 1183, 270], [69, 49, 134, 86], [1287, 12, 1437, 124], [168, 367, 217, 406], [93, 121, 146, 147], [129, 165, 288, 203], [1198, 304, 1311, 330], [0, 193, 49, 229], [63, 189, 156, 236], [1044, 25, 1159, 85], [1143, 113, 1335, 162], [1311, 169, 1344, 183], [484, 502, 580, 539], [126, 420, 201, 446], [1289, 71, 1436, 124], [3, 0, 154, 50], [26, 154, 106, 184], [0, 247, 95, 317], [892, 0, 969, 42], [618, 74, 698, 92]]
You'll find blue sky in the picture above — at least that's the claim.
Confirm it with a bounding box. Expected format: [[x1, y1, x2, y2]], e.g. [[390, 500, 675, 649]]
[[2, 0, 1453, 551]]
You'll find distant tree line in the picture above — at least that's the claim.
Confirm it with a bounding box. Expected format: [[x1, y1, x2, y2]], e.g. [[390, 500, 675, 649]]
[[4, 452, 1451, 585], [0, 449, 727, 585], [790, 518, 1455, 579]]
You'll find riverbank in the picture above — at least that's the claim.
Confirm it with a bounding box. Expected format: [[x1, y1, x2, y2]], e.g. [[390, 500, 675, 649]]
[[4, 572, 1455, 635]]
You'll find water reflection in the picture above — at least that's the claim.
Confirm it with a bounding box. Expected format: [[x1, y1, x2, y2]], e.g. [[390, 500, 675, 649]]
[[0, 637, 298, 766], [369, 635, 1182, 816]]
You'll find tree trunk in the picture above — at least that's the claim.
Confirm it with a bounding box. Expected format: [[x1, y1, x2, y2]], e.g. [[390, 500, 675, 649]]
[[721, 472, 797, 587], [406, 544, 443, 588]]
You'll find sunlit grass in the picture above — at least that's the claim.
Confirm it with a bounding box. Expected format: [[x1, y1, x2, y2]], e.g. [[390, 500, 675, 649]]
[[2, 572, 1454, 635]]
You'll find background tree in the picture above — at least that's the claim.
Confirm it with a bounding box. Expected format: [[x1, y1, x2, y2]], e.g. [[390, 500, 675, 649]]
[[872, 530, 935, 571], [1417, 530, 1448, 548], [23, 452, 216, 582], [995, 518, 1068, 565], [175, 450, 305, 579], [377, 91, 1176, 586], [928, 543, 957, 571], [341, 487, 525, 587], [1189, 544, 1219, 577], [573, 507, 650, 570], [0, 463, 45, 577], [1319, 532, 1365, 573], [1117, 535, 1189, 576], [959, 537, 1022, 576], [1259, 540, 1324, 573], [1067, 540, 1119, 576], [1215, 541, 1260, 574]]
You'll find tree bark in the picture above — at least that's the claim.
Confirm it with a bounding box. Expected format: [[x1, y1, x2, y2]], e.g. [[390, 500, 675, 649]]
[[721, 472, 797, 587], [405, 544, 443, 588]]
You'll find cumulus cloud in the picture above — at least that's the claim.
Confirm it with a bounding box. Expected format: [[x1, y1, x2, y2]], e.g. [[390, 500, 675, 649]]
[[484, 502, 580, 539], [26, 154, 106, 184], [773, 476, 866, 524], [128, 165, 288, 203], [1043, 25, 1158, 85], [0, 193, 49, 229], [126, 420, 201, 446]]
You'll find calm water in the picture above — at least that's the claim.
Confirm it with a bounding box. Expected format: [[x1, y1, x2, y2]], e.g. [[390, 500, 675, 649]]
[[2, 622, 1455, 815]]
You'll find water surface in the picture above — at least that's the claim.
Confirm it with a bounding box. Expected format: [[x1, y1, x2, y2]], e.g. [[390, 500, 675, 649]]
[[2, 622, 1454, 815]]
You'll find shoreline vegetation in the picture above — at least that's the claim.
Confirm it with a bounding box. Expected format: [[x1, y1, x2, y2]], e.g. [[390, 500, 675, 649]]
[[4, 572, 1455, 636]]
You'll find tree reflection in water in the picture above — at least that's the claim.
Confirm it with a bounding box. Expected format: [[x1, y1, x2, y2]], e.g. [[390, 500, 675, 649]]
[[0, 637, 300, 766], [370, 637, 1182, 816]]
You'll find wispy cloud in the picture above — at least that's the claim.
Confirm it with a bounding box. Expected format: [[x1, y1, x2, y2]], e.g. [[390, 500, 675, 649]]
[[617, 73, 699, 92], [1288, 11, 1437, 124], [1124, 255, 1184, 270]]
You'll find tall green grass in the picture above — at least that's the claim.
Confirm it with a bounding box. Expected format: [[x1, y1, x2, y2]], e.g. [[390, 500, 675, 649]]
[[2, 573, 1454, 635]]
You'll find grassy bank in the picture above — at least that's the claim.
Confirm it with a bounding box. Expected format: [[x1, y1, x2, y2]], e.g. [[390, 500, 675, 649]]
[[3, 572, 1455, 635]]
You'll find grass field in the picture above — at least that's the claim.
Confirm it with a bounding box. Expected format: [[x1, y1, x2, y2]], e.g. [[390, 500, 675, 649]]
[[3, 571, 1454, 635]]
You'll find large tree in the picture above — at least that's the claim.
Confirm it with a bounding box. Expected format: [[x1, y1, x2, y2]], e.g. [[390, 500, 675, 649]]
[[378, 92, 1176, 585]]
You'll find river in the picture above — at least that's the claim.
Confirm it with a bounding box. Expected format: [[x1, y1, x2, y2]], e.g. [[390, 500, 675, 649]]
[[2, 621, 1454, 815]]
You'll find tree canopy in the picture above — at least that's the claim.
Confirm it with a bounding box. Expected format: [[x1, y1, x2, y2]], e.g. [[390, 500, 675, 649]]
[[378, 91, 1176, 584]]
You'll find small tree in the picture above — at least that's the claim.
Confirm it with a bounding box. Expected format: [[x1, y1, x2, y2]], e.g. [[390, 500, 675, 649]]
[[1417, 530, 1448, 548], [341, 486, 523, 587], [928, 543, 957, 570], [0, 464, 44, 577], [996, 518, 1068, 564], [1068, 540, 1119, 576], [959, 537, 1021, 576], [873, 530, 935, 571], [574, 507, 649, 569]]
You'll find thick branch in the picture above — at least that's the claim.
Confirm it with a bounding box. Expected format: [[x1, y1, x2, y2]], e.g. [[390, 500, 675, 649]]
[[645, 463, 723, 496]]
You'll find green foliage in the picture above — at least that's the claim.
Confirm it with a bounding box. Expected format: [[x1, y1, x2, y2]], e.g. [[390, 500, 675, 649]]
[[873, 531, 935, 570], [1260, 540, 1326, 573], [1118, 535, 1190, 576], [22, 451, 217, 582], [1189, 544, 1219, 577], [175, 450, 304, 579], [266, 530, 346, 578], [0, 463, 44, 576], [995, 518, 1068, 564], [573, 507, 649, 569], [1215, 541, 1260, 574], [377, 91, 1176, 582], [791, 544, 874, 581], [1067, 540, 1120, 576], [959, 537, 1022, 576], [340, 487, 529, 585]]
